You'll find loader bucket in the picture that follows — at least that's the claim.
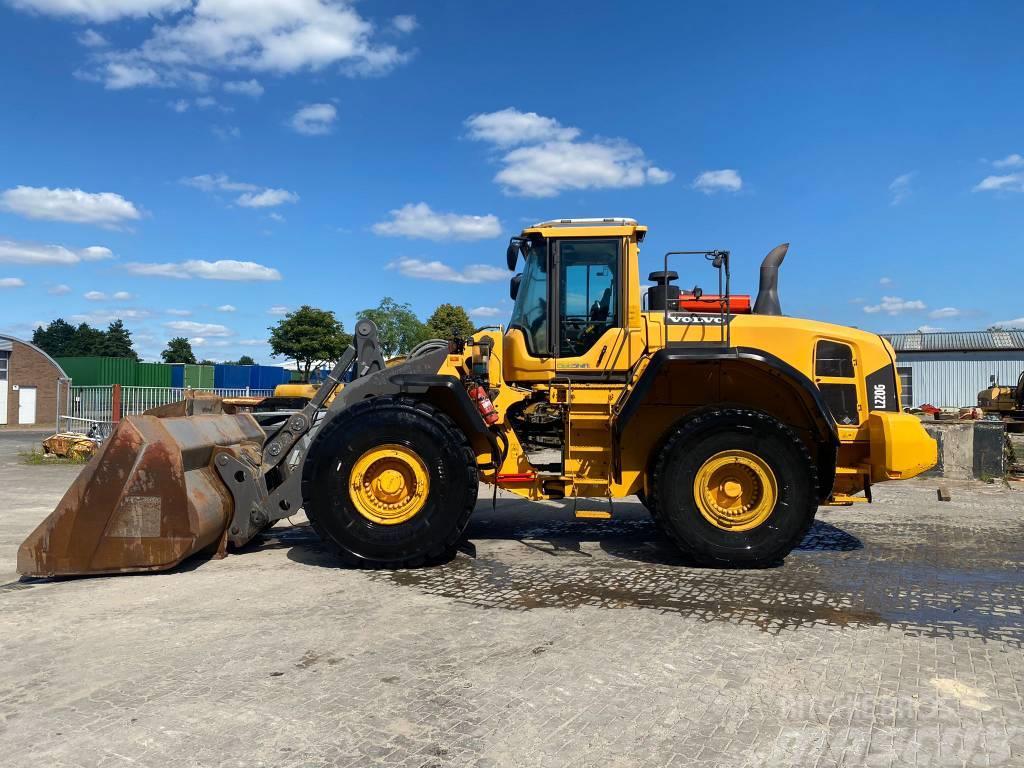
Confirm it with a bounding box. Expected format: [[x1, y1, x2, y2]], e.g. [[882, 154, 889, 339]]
[[17, 412, 265, 578]]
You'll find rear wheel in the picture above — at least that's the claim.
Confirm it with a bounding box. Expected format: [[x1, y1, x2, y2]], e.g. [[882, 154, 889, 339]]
[[649, 409, 818, 566], [303, 397, 478, 567]]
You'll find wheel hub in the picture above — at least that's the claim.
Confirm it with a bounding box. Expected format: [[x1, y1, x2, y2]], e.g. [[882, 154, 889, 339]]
[[693, 449, 778, 532], [349, 444, 430, 525]]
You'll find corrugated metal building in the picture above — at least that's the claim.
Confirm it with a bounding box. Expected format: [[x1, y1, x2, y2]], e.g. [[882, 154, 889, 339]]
[[883, 330, 1024, 408]]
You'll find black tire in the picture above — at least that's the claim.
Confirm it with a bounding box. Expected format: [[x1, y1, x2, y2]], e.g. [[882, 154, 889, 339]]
[[302, 397, 479, 568], [649, 409, 818, 566]]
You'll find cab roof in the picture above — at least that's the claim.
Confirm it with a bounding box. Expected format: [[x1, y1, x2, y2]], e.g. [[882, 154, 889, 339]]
[[522, 217, 647, 240]]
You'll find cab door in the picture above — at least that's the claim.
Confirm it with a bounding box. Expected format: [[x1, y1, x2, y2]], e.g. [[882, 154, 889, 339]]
[[551, 238, 630, 379]]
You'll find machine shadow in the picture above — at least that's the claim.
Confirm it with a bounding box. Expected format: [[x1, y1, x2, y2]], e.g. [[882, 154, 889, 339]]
[[276, 498, 864, 571]]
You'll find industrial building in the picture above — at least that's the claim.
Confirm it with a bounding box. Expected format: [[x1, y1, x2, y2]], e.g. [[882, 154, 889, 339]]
[[883, 330, 1024, 409], [0, 333, 69, 427]]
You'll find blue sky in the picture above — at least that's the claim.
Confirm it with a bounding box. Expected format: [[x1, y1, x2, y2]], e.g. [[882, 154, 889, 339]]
[[0, 1, 1021, 363]]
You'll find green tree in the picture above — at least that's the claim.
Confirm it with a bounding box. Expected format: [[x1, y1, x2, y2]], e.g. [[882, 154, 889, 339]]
[[96, 319, 138, 359], [73, 323, 106, 355], [32, 319, 78, 356], [236, 355, 256, 366], [358, 297, 430, 357], [161, 337, 197, 364], [268, 305, 352, 382], [425, 303, 475, 341]]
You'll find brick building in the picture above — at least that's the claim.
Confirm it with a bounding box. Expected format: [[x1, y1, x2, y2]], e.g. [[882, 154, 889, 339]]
[[0, 333, 68, 427]]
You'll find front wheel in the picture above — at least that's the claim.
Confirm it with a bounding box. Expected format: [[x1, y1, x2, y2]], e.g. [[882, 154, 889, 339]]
[[649, 409, 819, 566], [302, 397, 479, 567]]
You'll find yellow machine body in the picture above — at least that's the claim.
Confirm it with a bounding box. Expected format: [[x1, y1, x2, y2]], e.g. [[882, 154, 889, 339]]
[[434, 219, 936, 504]]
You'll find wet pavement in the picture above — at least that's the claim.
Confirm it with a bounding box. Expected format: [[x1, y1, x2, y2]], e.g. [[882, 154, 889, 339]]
[[1, 432, 1023, 767]]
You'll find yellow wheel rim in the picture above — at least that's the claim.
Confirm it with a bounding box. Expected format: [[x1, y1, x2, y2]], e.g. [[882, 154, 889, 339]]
[[693, 449, 777, 532], [349, 444, 430, 525]]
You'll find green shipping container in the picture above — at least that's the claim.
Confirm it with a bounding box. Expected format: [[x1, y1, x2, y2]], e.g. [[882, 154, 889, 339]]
[[183, 364, 214, 389], [57, 356, 137, 386], [135, 361, 172, 388]]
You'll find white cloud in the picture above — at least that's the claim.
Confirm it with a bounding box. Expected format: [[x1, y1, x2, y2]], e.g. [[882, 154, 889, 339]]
[[929, 307, 961, 319], [113, 290, 133, 300], [182, 174, 297, 209], [994, 317, 1024, 329], [290, 103, 337, 135], [0, 277, 25, 289], [692, 169, 743, 195], [387, 257, 508, 284], [879, 276, 892, 285], [888, 172, 914, 206], [80, 245, 114, 260], [223, 79, 263, 97], [373, 203, 501, 241], [48, 0, 411, 89], [238, 337, 268, 345], [125, 259, 282, 281], [236, 188, 299, 208], [166, 308, 192, 316], [992, 153, 1024, 169], [863, 296, 927, 315], [0, 239, 114, 265], [0, 186, 141, 225], [11, 0, 187, 22], [217, 304, 236, 312], [973, 173, 1024, 193], [915, 325, 944, 333], [84, 290, 107, 301], [268, 212, 285, 222], [466, 108, 671, 197], [49, 283, 71, 295], [71, 308, 150, 324], [268, 305, 289, 316], [169, 98, 189, 112], [211, 125, 241, 140], [165, 320, 232, 337], [392, 14, 417, 34], [469, 306, 502, 318], [77, 28, 108, 47], [465, 108, 580, 147], [103, 62, 161, 89]]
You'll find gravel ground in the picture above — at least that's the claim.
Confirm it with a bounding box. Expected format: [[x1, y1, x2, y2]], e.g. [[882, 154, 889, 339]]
[[0, 430, 1022, 767]]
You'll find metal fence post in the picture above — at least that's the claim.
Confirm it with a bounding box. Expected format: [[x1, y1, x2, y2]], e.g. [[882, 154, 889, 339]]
[[112, 383, 122, 424]]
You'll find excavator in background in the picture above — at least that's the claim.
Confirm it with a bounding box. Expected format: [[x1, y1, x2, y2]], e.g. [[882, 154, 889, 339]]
[[978, 371, 1024, 430], [18, 218, 937, 578]]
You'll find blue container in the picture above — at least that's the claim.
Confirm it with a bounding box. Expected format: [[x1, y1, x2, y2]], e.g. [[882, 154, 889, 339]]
[[214, 364, 251, 390], [251, 364, 291, 391], [170, 364, 185, 388]]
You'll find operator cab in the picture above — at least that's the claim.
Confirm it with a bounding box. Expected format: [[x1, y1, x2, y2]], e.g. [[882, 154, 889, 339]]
[[503, 218, 644, 384]]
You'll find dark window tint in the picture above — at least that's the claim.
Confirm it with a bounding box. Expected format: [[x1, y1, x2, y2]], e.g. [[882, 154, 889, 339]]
[[816, 340, 854, 378], [0, 352, 8, 381], [821, 383, 859, 425]]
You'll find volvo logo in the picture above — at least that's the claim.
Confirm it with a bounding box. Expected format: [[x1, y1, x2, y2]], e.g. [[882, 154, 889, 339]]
[[666, 313, 727, 325]]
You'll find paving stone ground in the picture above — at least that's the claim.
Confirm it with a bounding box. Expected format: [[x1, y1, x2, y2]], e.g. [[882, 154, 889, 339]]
[[0, 430, 1022, 767]]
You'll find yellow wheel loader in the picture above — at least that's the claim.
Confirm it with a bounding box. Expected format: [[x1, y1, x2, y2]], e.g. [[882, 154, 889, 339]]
[[18, 218, 938, 577]]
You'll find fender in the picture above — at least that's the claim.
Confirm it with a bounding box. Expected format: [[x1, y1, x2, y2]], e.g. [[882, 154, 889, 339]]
[[322, 349, 500, 466], [614, 347, 839, 499]]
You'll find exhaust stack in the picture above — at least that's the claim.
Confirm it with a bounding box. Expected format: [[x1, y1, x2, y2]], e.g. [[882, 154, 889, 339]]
[[752, 243, 789, 316]]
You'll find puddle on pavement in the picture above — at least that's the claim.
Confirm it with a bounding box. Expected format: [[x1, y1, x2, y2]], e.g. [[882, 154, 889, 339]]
[[361, 518, 1024, 645]]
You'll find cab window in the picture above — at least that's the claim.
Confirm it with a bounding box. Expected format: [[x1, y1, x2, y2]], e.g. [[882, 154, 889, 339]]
[[815, 339, 859, 425], [557, 239, 619, 358], [508, 242, 550, 355]]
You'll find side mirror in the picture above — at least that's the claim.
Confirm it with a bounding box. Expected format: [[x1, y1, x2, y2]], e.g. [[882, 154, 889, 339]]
[[510, 273, 522, 300], [690, 285, 703, 300], [506, 241, 520, 271]]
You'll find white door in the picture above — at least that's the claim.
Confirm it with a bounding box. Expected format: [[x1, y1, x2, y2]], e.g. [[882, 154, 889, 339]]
[[18, 386, 36, 425], [0, 381, 7, 425]]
